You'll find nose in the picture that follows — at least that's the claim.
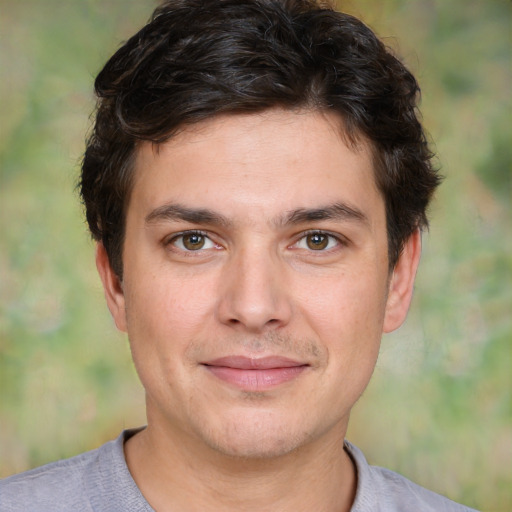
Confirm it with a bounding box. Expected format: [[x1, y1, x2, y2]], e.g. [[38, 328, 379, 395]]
[[216, 245, 292, 333]]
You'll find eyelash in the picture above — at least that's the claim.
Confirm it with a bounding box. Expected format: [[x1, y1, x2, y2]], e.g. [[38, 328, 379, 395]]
[[293, 230, 346, 252], [165, 230, 218, 252], [165, 229, 345, 254]]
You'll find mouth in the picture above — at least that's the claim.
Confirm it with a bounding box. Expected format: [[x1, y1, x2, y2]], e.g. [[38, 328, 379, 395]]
[[201, 356, 309, 391]]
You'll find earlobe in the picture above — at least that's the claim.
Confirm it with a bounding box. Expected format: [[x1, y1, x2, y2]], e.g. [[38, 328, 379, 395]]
[[383, 229, 422, 333], [95, 243, 128, 332]]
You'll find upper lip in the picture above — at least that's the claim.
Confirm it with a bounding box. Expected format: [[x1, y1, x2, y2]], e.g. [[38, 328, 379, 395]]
[[202, 356, 307, 370]]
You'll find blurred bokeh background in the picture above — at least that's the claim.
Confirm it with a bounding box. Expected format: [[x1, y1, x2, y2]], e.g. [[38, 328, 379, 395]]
[[1, 0, 510, 509]]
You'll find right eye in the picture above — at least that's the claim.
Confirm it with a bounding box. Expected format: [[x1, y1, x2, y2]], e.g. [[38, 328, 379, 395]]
[[169, 231, 217, 251]]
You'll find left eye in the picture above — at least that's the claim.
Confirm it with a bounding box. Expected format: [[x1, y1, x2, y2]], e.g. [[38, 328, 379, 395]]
[[171, 232, 217, 251], [295, 232, 340, 251]]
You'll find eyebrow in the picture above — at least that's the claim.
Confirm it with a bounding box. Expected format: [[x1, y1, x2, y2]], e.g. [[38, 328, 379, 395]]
[[282, 202, 369, 227], [145, 202, 369, 228], [145, 204, 232, 227]]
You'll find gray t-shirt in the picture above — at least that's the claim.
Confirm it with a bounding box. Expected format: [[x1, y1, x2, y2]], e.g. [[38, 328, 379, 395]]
[[0, 429, 478, 511]]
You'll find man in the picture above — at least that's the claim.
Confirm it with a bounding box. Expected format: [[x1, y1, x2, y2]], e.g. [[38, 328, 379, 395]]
[[1, 1, 478, 510]]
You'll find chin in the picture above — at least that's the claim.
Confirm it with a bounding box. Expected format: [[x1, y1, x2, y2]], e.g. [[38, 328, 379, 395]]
[[198, 413, 314, 460]]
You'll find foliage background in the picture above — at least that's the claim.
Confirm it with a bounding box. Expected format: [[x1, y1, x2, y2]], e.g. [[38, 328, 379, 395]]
[[0, 0, 510, 510]]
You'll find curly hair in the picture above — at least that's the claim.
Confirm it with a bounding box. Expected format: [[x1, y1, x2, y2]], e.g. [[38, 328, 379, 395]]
[[80, 0, 440, 279]]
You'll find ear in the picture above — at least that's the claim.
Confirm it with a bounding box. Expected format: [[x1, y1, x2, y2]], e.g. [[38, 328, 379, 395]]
[[95, 242, 127, 332], [383, 229, 422, 333]]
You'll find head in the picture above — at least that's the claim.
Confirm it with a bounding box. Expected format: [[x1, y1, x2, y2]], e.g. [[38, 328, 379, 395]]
[[80, 0, 439, 281], [81, 0, 440, 460]]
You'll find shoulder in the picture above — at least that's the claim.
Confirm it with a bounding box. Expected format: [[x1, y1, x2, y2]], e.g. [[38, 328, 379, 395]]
[[1, 445, 103, 512], [0, 429, 151, 512], [344, 441, 479, 512]]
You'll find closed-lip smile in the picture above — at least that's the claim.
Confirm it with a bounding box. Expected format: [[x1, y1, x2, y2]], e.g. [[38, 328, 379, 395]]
[[202, 356, 309, 391]]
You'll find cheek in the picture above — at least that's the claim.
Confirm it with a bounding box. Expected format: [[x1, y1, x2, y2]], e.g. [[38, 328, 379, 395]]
[[123, 268, 220, 348], [297, 269, 388, 335], [298, 270, 386, 381]]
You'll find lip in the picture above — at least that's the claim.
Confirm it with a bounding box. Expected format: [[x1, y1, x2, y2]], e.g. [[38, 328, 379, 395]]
[[202, 356, 309, 391]]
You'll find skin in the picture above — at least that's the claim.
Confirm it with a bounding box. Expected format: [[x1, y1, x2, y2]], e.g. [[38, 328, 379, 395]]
[[96, 109, 421, 511]]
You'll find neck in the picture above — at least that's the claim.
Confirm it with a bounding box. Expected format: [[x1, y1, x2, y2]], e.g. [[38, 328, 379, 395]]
[[124, 418, 356, 512]]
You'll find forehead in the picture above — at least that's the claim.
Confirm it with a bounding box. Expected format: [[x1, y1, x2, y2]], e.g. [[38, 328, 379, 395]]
[[129, 109, 382, 226]]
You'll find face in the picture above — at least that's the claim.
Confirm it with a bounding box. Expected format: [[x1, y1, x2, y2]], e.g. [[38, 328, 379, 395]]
[[97, 109, 420, 459]]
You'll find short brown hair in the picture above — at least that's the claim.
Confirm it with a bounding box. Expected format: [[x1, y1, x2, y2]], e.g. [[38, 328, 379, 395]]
[[80, 0, 440, 279]]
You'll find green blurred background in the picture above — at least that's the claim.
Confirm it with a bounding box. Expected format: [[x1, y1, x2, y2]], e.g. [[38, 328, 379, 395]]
[[0, 0, 510, 509]]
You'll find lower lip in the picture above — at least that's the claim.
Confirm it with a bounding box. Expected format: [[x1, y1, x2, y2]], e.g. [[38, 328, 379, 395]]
[[204, 365, 307, 391]]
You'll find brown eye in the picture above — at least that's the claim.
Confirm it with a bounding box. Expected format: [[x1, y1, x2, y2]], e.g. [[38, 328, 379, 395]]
[[182, 233, 206, 250], [306, 233, 329, 250], [169, 232, 218, 253]]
